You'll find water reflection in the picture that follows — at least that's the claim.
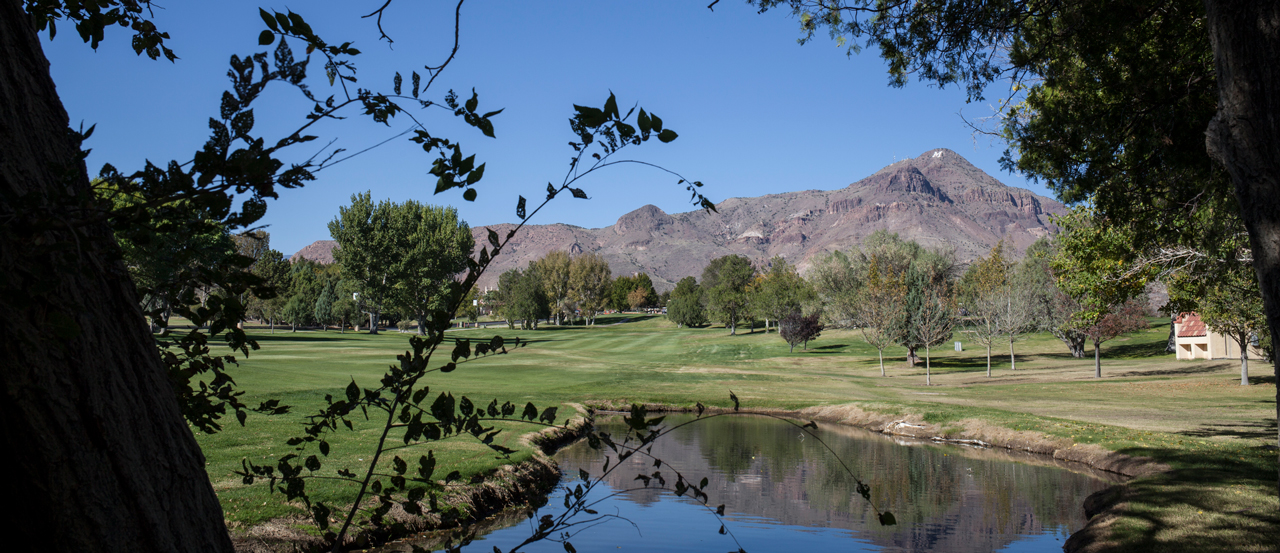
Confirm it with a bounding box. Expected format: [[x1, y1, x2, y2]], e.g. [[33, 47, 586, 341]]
[[405, 414, 1117, 552]]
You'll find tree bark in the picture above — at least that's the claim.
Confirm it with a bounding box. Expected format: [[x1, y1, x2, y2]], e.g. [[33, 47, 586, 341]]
[[986, 345, 992, 377], [1202, 0, 1280, 494], [1094, 340, 1102, 378], [0, 3, 233, 551]]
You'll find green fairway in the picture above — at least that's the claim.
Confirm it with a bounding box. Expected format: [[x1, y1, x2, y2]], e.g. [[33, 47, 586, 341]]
[[199, 315, 1278, 550]]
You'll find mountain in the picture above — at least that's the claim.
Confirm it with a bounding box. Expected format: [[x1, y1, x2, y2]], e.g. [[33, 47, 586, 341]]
[[289, 240, 337, 264], [290, 149, 1066, 292]]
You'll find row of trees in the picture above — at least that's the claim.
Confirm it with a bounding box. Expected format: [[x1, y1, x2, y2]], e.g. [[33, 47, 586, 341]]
[[493, 250, 617, 329]]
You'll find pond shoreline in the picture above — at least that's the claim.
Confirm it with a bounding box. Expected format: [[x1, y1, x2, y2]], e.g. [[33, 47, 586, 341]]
[[229, 420, 593, 553], [231, 401, 1166, 553], [587, 401, 1170, 553]]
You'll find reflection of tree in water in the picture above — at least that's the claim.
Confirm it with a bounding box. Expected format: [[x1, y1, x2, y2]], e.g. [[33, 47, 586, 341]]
[[557, 414, 1111, 552]]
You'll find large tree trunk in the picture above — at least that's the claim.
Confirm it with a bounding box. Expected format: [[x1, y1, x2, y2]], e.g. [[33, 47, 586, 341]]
[[1202, 0, 1280, 495], [0, 3, 233, 551]]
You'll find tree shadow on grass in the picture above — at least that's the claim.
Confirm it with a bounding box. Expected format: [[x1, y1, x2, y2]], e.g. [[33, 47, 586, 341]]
[[1181, 418, 1278, 440], [1248, 374, 1277, 386], [1072, 454, 1280, 553], [1114, 364, 1229, 378], [812, 343, 849, 350], [928, 355, 992, 370], [1107, 339, 1170, 359]]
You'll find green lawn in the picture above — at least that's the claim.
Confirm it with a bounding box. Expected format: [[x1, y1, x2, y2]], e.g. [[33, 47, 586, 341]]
[[197, 315, 1278, 550]]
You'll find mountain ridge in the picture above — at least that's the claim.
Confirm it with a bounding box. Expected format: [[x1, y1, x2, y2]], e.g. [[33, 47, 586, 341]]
[[290, 149, 1065, 292]]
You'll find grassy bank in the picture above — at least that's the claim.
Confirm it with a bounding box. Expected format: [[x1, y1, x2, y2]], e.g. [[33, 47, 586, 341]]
[[198, 315, 1278, 550]]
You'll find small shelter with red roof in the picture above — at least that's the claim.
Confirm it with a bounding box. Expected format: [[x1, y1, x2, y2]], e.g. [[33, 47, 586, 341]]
[[1172, 312, 1265, 360]]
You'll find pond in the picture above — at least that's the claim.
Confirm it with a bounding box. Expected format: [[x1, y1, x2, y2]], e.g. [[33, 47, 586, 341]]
[[411, 413, 1119, 552]]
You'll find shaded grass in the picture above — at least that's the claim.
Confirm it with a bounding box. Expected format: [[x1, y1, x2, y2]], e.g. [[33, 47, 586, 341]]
[[198, 315, 1278, 550]]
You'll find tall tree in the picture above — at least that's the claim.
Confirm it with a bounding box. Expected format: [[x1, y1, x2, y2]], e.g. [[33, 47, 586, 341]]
[[749, 256, 815, 333], [314, 283, 335, 331], [701, 254, 756, 335], [535, 250, 572, 325], [384, 201, 473, 336], [0, 3, 234, 550], [610, 274, 636, 312], [568, 252, 612, 325], [1052, 208, 1152, 374], [750, 0, 1280, 480], [328, 192, 395, 334], [497, 266, 549, 330], [667, 276, 707, 328], [1167, 251, 1269, 386], [248, 249, 291, 333], [1017, 238, 1088, 357], [632, 272, 659, 308], [809, 250, 860, 326]]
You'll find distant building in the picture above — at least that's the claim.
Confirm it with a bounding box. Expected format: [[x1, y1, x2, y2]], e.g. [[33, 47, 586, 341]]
[[1172, 312, 1265, 360]]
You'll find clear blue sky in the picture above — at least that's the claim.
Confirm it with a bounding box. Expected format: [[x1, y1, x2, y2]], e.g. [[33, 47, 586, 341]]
[[42, 0, 1046, 257]]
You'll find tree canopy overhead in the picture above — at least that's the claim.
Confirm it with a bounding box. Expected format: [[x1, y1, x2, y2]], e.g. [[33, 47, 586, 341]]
[[752, 0, 1280, 472]]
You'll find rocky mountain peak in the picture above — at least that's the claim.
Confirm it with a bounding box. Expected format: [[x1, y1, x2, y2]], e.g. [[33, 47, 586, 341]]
[[614, 204, 673, 235], [880, 165, 950, 202]]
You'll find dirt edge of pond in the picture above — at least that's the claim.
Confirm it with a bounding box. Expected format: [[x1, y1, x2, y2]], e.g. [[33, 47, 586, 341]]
[[587, 400, 1169, 553], [229, 400, 1166, 553], [230, 418, 592, 553]]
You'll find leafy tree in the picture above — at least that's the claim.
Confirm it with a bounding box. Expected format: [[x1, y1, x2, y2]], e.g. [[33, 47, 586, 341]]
[[855, 254, 907, 376], [627, 287, 649, 310], [667, 276, 707, 328], [1052, 208, 1151, 373], [329, 192, 394, 334], [779, 310, 824, 352], [610, 274, 635, 312], [249, 249, 291, 333], [386, 201, 473, 335], [332, 296, 358, 334], [632, 272, 659, 308], [1016, 238, 1087, 357], [535, 249, 572, 324], [701, 255, 756, 335], [752, 0, 1280, 482], [1167, 250, 1268, 386], [1083, 298, 1150, 378], [568, 252, 612, 324], [454, 287, 480, 326], [99, 182, 239, 331], [497, 266, 549, 330], [808, 250, 860, 326], [281, 294, 311, 332], [749, 256, 815, 333]]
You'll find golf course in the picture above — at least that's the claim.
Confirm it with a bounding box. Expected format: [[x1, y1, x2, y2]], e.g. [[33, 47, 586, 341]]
[[200, 314, 1278, 552]]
